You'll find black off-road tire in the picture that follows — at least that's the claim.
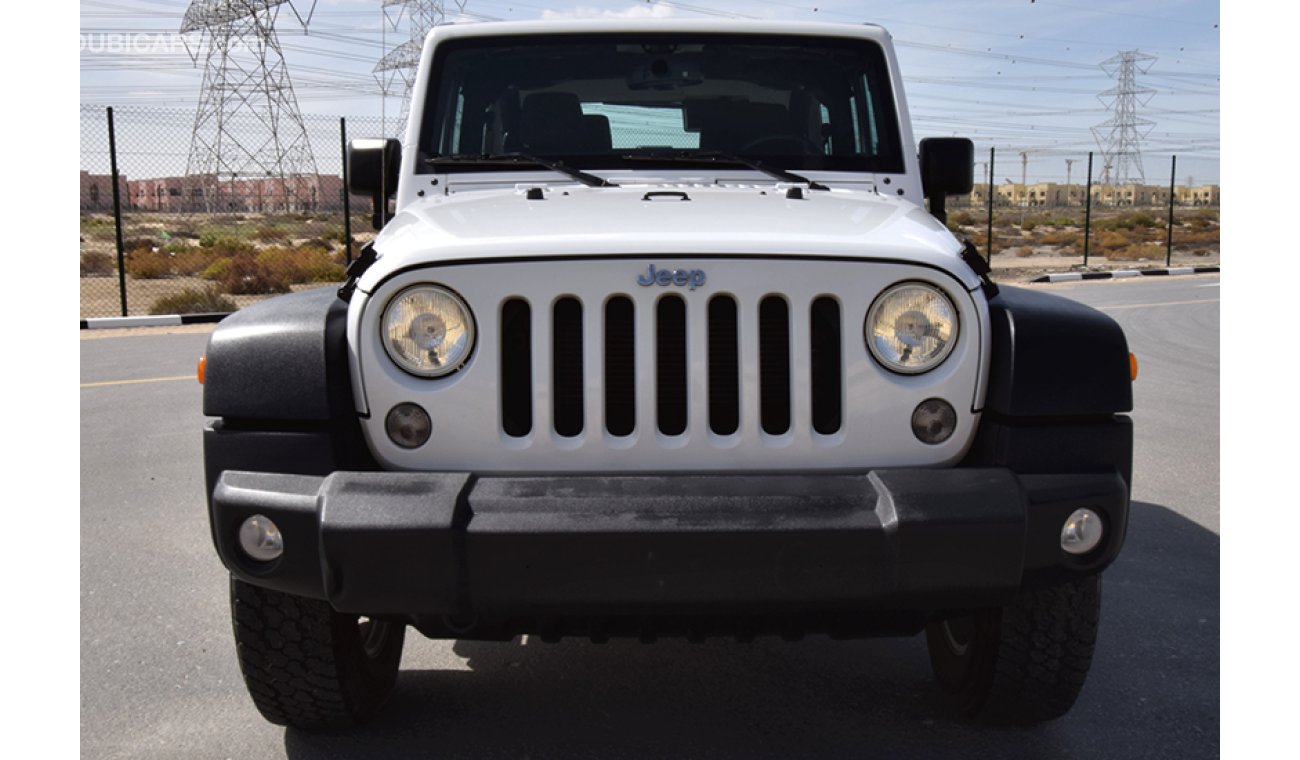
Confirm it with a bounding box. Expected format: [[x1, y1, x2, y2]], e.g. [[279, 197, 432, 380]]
[[230, 577, 406, 730], [926, 575, 1101, 725]]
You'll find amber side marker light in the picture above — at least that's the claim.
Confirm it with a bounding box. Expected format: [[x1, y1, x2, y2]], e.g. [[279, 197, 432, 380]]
[[197, 356, 206, 385], [1129, 352, 1138, 382]]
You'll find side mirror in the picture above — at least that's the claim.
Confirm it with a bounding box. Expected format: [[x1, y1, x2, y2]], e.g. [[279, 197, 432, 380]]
[[347, 138, 401, 230], [919, 137, 974, 224]]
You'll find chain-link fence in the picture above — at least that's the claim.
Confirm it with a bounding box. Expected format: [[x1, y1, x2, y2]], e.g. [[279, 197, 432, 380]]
[[946, 148, 1220, 279], [80, 106, 1219, 319], [80, 105, 396, 319]]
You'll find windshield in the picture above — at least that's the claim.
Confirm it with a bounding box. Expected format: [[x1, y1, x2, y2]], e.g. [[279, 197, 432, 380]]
[[416, 33, 904, 175]]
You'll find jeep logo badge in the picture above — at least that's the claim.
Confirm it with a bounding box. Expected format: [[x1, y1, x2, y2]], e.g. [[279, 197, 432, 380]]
[[636, 264, 706, 291]]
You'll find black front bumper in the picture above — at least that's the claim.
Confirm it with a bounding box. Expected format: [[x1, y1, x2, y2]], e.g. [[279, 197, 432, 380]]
[[209, 468, 1128, 622]]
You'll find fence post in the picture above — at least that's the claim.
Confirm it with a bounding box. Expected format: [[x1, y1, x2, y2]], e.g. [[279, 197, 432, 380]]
[[1083, 151, 1093, 267], [340, 117, 353, 265], [985, 146, 995, 264], [107, 107, 128, 317], [1166, 155, 1177, 267]]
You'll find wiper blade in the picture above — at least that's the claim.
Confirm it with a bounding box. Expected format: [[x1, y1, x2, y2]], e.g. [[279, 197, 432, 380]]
[[622, 150, 829, 191], [425, 153, 618, 188]]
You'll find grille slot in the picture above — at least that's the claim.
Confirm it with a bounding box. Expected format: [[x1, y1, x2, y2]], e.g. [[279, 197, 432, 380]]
[[656, 295, 688, 436], [810, 296, 843, 435], [707, 295, 740, 435], [500, 298, 532, 437], [758, 296, 792, 435], [552, 297, 584, 437], [604, 296, 636, 437]]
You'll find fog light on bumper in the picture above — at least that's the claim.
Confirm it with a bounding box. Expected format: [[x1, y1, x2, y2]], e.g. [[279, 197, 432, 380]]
[[238, 515, 284, 562], [1060, 508, 1103, 555], [911, 399, 956, 444], [386, 403, 432, 449]]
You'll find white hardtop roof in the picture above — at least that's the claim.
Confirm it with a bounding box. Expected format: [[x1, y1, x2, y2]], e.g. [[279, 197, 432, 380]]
[[424, 18, 891, 45]]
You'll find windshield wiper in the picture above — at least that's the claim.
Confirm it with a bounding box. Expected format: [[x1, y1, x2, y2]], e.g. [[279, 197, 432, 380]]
[[425, 153, 618, 188], [622, 150, 829, 191]]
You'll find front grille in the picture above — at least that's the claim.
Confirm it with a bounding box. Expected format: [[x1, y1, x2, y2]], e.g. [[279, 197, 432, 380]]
[[500, 292, 844, 439]]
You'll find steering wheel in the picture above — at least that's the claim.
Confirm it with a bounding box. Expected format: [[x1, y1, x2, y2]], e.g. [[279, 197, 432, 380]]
[[737, 134, 821, 155]]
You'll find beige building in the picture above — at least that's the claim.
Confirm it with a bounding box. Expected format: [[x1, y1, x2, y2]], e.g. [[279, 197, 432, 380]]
[[958, 182, 1219, 208], [81, 172, 348, 214]]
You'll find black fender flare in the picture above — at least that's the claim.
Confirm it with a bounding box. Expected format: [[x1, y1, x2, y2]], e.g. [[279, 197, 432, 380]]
[[983, 285, 1132, 418]]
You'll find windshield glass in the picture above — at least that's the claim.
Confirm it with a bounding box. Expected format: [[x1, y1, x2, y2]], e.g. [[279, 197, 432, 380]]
[[417, 33, 904, 174]]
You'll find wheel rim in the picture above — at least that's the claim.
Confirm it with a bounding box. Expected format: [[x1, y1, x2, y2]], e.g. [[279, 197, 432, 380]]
[[358, 617, 391, 659], [940, 616, 975, 657]]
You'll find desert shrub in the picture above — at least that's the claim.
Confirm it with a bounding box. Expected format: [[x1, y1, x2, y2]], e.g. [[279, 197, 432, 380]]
[[1013, 247, 1034, 258], [256, 246, 346, 284], [1019, 218, 1038, 232], [82, 216, 119, 242], [1183, 209, 1218, 229], [299, 237, 333, 252], [1093, 230, 1132, 254], [1174, 229, 1219, 251], [200, 257, 234, 281], [199, 226, 257, 247], [215, 255, 292, 295], [81, 251, 116, 277], [150, 286, 237, 315], [949, 210, 979, 227], [123, 237, 158, 254], [255, 226, 289, 242], [169, 222, 201, 239], [172, 249, 216, 276], [204, 237, 257, 258], [1096, 211, 1160, 231], [1038, 230, 1083, 248], [321, 224, 348, 242], [125, 249, 173, 279]]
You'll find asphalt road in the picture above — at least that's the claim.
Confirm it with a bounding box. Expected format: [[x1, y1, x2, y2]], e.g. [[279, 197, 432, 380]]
[[80, 274, 1220, 759]]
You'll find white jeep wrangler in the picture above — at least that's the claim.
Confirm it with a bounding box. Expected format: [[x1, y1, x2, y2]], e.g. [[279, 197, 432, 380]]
[[202, 19, 1133, 729]]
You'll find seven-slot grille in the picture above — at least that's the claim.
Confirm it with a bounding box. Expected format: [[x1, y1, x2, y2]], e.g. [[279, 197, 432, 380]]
[[498, 292, 844, 439]]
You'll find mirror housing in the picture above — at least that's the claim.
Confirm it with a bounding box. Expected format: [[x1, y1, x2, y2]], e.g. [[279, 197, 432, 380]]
[[347, 138, 401, 229], [919, 137, 974, 224]]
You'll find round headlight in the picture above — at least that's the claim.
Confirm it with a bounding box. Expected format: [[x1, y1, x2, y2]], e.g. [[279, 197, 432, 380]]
[[382, 284, 476, 377], [865, 282, 958, 374]]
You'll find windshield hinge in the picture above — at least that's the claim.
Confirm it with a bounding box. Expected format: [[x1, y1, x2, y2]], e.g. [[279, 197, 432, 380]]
[[961, 239, 999, 298], [337, 242, 378, 302]]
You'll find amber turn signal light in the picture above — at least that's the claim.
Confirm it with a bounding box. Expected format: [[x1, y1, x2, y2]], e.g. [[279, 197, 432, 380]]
[[1129, 352, 1138, 381], [197, 356, 206, 385]]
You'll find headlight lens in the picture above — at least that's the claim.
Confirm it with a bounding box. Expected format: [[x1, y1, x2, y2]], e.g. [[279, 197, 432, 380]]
[[865, 282, 958, 374], [382, 284, 475, 377]]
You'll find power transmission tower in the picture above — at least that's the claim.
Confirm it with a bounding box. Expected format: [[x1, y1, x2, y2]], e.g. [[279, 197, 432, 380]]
[[182, 1, 318, 212], [1090, 50, 1157, 187], [375, 1, 469, 131]]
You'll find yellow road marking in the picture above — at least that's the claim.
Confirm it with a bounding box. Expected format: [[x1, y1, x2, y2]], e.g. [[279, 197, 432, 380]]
[[81, 375, 194, 389], [1099, 298, 1219, 311]]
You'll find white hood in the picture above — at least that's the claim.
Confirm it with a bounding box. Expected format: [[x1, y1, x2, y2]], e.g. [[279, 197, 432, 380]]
[[357, 183, 979, 293]]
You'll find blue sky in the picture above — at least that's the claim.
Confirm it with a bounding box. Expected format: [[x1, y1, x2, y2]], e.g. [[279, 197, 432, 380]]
[[78, 0, 1219, 185]]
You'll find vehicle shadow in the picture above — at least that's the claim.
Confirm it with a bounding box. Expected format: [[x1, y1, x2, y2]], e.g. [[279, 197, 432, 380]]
[[283, 500, 1218, 760]]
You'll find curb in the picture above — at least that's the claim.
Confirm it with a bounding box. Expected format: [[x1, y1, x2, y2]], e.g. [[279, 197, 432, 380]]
[[80, 312, 230, 330], [1030, 266, 1219, 284]]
